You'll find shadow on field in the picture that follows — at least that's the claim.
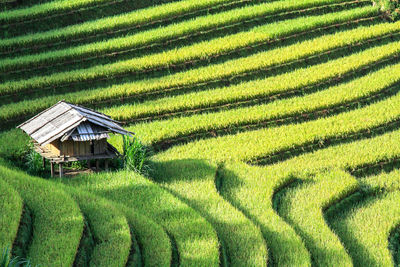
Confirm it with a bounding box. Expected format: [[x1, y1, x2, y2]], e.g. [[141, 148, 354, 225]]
[[150, 158, 216, 183]]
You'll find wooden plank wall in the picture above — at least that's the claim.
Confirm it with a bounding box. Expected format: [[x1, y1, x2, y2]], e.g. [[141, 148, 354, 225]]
[[57, 140, 106, 156]]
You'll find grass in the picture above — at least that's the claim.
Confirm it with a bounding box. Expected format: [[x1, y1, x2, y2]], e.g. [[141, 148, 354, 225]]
[[4, 21, 400, 122], [0, 162, 83, 267], [153, 88, 400, 163], [116, 204, 172, 267], [0, 0, 241, 38], [0, 0, 371, 71], [151, 159, 268, 266], [0, 246, 35, 267], [276, 169, 356, 266], [122, 135, 149, 174], [272, 129, 400, 175], [2, 0, 400, 265], [122, 59, 400, 147], [0, 179, 23, 251], [218, 163, 311, 266], [61, 170, 220, 266], [0, 129, 29, 160], [0, 6, 378, 98], [327, 169, 400, 266], [217, 128, 400, 266], [0, 1, 375, 54], [63, 187, 131, 267], [0, 0, 121, 23], [101, 21, 400, 122]]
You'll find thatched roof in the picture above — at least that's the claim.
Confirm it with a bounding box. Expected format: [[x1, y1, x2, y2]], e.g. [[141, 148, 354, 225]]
[[17, 101, 133, 146]]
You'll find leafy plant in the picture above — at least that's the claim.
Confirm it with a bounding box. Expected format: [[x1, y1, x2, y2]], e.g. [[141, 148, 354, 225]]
[[68, 160, 87, 170], [122, 135, 149, 175], [0, 247, 35, 267], [24, 145, 44, 176]]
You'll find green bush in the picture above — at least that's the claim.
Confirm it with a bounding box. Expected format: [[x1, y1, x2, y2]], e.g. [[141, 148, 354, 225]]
[[122, 135, 150, 175], [24, 147, 44, 176], [375, 0, 400, 20]]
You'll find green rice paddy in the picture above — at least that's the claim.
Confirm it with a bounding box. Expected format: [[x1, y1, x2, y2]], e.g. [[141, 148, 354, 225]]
[[1, 0, 400, 265]]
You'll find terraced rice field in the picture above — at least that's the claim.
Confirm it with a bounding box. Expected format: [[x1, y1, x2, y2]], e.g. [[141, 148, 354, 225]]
[[1, 0, 400, 266]]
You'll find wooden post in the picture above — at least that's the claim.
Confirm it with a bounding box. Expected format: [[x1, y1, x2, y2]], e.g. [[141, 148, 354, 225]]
[[96, 159, 100, 172], [105, 159, 109, 171], [87, 160, 91, 170], [59, 163, 63, 178], [42, 157, 46, 169], [50, 162, 55, 178]]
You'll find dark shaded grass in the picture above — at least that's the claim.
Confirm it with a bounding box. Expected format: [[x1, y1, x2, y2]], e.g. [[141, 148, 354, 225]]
[[11, 205, 33, 260], [73, 218, 95, 267], [0, 163, 84, 267], [0, 178, 23, 253]]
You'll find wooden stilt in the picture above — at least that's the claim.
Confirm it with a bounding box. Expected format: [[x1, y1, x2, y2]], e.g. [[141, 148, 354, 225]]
[[50, 162, 55, 178], [87, 160, 91, 170], [105, 159, 109, 171], [59, 163, 63, 178], [42, 157, 46, 169], [96, 159, 100, 172]]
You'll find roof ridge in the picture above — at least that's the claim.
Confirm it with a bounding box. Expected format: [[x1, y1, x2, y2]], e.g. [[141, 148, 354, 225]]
[[61, 100, 115, 121]]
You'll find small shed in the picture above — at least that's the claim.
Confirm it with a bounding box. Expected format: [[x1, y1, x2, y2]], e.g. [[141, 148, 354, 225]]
[[17, 101, 133, 177]]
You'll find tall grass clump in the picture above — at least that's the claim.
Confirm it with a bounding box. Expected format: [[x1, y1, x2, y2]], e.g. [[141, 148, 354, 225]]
[[24, 149, 44, 176], [122, 135, 149, 175]]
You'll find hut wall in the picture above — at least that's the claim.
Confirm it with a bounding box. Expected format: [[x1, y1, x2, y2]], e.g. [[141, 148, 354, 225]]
[[94, 139, 107, 155], [45, 140, 60, 156], [59, 140, 90, 156], [57, 139, 107, 157]]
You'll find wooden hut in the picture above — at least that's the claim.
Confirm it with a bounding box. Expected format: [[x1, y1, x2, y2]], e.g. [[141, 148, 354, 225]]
[[17, 101, 133, 177]]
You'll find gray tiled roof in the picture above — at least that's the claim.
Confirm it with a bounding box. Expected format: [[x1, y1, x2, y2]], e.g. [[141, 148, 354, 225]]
[[17, 101, 133, 146]]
